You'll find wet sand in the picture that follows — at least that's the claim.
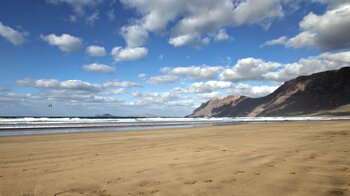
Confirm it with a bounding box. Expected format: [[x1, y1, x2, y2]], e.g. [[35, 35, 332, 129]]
[[0, 121, 349, 196]]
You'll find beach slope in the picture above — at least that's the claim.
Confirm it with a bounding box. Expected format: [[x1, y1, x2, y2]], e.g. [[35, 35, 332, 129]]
[[0, 121, 350, 195]]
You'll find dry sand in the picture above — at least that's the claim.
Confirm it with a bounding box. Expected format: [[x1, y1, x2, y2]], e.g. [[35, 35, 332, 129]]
[[0, 121, 350, 196]]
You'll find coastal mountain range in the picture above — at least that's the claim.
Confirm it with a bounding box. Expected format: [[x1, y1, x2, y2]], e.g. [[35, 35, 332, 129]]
[[188, 67, 350, 117]]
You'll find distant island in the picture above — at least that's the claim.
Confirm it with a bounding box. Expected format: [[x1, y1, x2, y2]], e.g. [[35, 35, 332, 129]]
[[188, 67, 350, 117]]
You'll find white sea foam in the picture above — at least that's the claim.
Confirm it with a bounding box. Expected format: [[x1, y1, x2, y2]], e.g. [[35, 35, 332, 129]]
[[0, 116, 349, 136]]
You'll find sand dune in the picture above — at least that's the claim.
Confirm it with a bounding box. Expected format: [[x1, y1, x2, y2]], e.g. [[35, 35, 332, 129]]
[[0, 121, 350, 196]]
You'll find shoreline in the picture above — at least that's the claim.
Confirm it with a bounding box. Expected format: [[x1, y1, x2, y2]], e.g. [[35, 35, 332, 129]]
[[1, 117, 350, 137]]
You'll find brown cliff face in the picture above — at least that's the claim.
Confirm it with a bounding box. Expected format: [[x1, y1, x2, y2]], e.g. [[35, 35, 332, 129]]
[[188, 67, 350, 117], [188, 96, 248, 117]]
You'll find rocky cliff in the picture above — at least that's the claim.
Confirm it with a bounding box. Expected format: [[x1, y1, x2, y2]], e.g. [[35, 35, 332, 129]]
[[188, 67, 350, 117]]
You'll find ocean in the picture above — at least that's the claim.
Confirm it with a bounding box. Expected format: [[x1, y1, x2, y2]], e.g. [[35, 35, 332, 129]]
[[1, 116, 350, 136]]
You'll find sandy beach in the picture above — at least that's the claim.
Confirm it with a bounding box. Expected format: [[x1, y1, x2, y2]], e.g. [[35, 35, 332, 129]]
[[0, 121, 349, 196]]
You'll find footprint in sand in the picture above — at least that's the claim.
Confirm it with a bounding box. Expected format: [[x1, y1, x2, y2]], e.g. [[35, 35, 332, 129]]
[[235, 171, 246, 174], [309, 155, 316, 159], [337, 167, 348, 171], [138, 180, 161, 187], [221, 178, 237, 183], [151, 190, 160, 194], [327, 188, 348, 195], [53, 184, 110, 196], [184, 180, 197, 185], [139, 181, 149, 187], [107, 177, 122, 184], [136, 169, 152, 173]]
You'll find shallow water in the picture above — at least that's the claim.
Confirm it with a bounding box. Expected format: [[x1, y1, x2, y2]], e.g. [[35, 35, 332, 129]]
[[1, 116, 349, 136]]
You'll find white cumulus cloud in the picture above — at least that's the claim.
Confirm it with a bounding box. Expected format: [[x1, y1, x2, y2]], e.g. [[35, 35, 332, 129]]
[[120, 0, 296, 48], [196, 91, 222, 101], [169, 33, 210, 47], [215, 29, 233, 41], [82, 63, 115, 73], [220, 58, 282, 81], [16, 78, 60, 88], [111, 46, 148, 61], [187, 81, 233, 93], [161, 65, 223, 80], [121, 24, 149, 48], [16, 78, 141, 96], [41, 33, 83, 52], [146, 75, 178, 84], [0, 22, 27, 45], [129, 91, 193, 107], [260, 36, 288, 47], [138, 73, 146, 79], [17, 78, 101, 93], [264, 2, 350, 50], [228, 83, 278, 98], [264, 51, 350, 81], [86, 45, 106, 56], [102, 80, 142, 88]]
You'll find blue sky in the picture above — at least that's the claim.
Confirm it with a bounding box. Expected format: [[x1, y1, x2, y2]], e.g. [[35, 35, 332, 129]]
[[0, 0, 350, 116]]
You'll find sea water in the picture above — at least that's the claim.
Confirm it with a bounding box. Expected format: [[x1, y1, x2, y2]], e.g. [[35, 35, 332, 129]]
[[1, 116, 349, 136]]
